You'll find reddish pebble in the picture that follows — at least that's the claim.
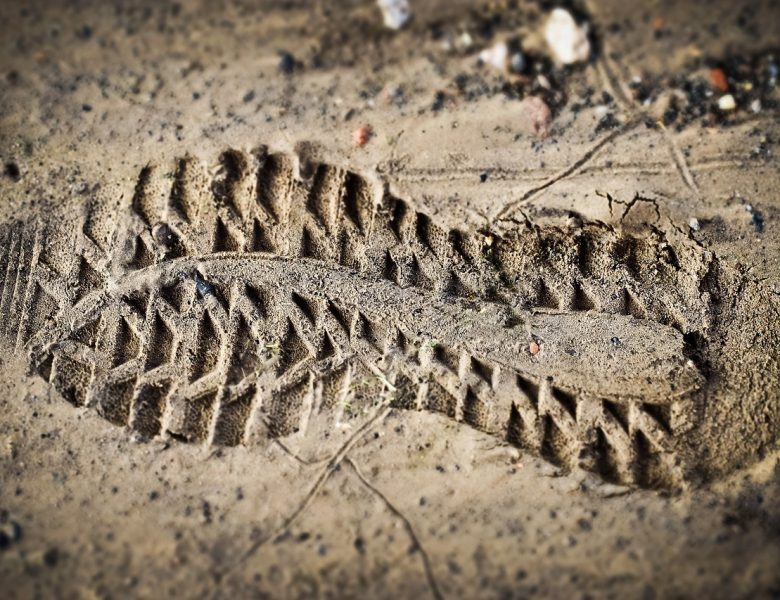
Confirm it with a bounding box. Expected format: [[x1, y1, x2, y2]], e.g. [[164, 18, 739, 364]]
[[518, 96, 552, 139], [709, 68, 728, 92], [652, 17, 665, 31], [353, 125, 372, 147], [529, 341, 540, 355]]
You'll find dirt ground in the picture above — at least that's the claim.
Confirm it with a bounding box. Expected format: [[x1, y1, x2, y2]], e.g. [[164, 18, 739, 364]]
[[0, 0, 779, 598]]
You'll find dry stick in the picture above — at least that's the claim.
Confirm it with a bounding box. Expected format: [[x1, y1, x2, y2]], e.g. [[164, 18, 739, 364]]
[[593, 16, 701, 199], [346, 457, 445, 600], [657, 121, 700, 195], [496, 0, 707, 224], [494, 6, 645, 225], [395, 154, 758, 183], [495, 119, 640, 221], [256, 413, 330, 467], [223, 404, 393, 576], [393, 167, 551, 184], [596, 57, 634, 110]]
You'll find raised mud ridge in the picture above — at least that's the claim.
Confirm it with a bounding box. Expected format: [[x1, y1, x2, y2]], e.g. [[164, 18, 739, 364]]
[[1, 148, 777, 489]]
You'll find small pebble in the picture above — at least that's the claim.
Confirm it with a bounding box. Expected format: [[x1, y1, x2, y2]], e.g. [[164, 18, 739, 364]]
[[278, 52, 296, 75], [518, 96, 552, 139], [544, 8, 590, 65], [767, 62, 778, 85], [353, 125, 372, 147], [152, 222, 176, 247], [535, 74, 551, 90], [377, 0, 410, 30], [77, 25, 92, 40], [43, 548, 59, 567], [431, 91, 447, 112], [458, 32, 473, 50], [689, 218, 700, 231], [509, 52, 527, 74], [4, 162, 20, 181], [709, 68, 728, 92], [194, 271, 216, 299], [718, 94, 736, 111], [479, 41, 508, 71], [752, 211, 764, 233], [0, 520, 22, 547], [529, 341, 540, 355]]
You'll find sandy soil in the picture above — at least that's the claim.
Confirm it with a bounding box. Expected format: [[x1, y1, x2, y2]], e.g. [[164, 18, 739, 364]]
[[0, 1, 779, 598]]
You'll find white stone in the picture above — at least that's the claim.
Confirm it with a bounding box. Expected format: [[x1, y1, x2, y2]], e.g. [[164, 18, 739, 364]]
[[718, 94, 737, 111], [480, 41, 508, 71], [377, 0, 410, 30], [689, 218, 700, 231], [544, 8, 590, 65], [536, 74, 551, 89]]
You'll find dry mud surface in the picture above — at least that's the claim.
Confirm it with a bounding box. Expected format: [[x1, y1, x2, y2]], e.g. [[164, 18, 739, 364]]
[[1, 1, 779, 598]]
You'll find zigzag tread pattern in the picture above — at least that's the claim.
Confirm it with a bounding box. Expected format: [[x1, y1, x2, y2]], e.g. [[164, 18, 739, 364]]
[[1, 148, 719, 489]]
